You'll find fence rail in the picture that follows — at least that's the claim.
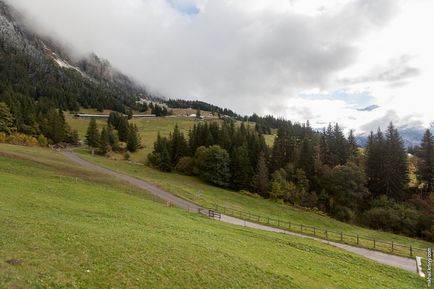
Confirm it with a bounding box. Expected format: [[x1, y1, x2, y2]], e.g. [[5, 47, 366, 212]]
[[212, 204, 428, 258]]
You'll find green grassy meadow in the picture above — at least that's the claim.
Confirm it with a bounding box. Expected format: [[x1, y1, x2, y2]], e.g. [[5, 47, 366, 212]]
[[0, 144, 425, 288], [76, 149, 433, 254], [66, 111, 274, 162]]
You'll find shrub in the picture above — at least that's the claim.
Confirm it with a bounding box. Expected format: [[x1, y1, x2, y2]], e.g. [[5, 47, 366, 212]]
[[194, 145, 231, 187], [37, 134, 49, 147], [175, 157, 194, 175]]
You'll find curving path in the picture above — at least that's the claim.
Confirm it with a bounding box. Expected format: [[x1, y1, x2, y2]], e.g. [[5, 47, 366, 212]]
[[62, 151, 417, 273]]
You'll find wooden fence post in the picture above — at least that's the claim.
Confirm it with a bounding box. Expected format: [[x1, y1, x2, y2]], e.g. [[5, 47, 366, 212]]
[[410, 246, 412, 257], [340, 232, 343, 241], [391, 241, 394, 253], [313, 227, 316, 236], [373, 239, 376, 249], [357, 235, 359, 245], [325, 230, 328, 240]]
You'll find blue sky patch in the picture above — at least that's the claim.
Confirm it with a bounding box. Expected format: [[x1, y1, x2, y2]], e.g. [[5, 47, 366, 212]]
[[167, 0, 200, 16], [301, 90, 376, 109]]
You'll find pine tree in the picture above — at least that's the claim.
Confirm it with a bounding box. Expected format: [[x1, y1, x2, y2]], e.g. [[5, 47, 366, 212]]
[[117, 117, 129, 142], [86, 118, 100, 151], [297, 137, 315, 177], [159, 143, 172, 172], [417, 129, 434, 194], [231, 144, 253, 191], [254, 151, 269, 197], [169, 125, 188, 166], [366, 129, 386, 197], [383, 123, 409, 200], [98, 126, 109, 155], [332, 123, 349, 165], [127, 124, 140, 152], [107, 125, 120, 152], [347, 129, 358, 160]]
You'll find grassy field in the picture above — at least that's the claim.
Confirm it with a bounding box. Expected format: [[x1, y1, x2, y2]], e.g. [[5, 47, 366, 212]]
[[66, 111, 275, 162], [66, 112, 216, 162], [0, 144, 426, 288], [76, 149, 433, 255]]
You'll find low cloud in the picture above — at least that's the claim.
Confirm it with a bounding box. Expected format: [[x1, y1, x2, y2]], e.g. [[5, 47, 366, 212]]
[[6, 0, 432, 133]]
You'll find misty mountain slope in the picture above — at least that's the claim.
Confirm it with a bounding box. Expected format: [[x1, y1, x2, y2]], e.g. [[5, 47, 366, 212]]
[[0, 0, 153, 112]]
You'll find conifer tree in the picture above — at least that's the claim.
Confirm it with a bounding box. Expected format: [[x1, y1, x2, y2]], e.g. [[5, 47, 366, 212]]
[[117, 117, 130, 142], [254, 151, 269, 197], [86, 118, 100, 150], [384, 123, 409, 200], [347, 129, 358, 160], [98, 126, 109, 155], [169, 125, 188, 166], [417, 129, 434, 194], [231, 144, 253, 191], [297, 137, 315, 177], [127, 124, 140, 152], [107, 125, 120, 152], [366, 128, 386, 197], [159, 143, 172, 172]]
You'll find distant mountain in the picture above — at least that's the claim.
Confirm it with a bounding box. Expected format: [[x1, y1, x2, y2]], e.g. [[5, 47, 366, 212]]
[[358, 105, 380, 112], [0, 0, 157, 112], [356, 124, 434, 148]]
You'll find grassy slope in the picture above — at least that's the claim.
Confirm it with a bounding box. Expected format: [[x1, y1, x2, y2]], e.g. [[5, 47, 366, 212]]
[[66, 111, 274, 162], [77, 150, 433, 252], [0, 144, 424, 289], [66, 112, 208, 162]]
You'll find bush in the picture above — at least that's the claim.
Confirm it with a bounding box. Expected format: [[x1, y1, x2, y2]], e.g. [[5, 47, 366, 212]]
[[194, 145, 231, 187], [175, 157, 194, 175], [333, 205, 355, 222], [124, 151, 131, 161], [0, 132, 6, 143], [37, 134, 49, 147], [362, 196, 421, 237], [6, 133, 38, 146]]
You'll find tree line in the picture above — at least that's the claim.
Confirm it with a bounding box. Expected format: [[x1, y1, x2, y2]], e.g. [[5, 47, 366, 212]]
[[148, 120, 433, 241], [85, 112, 141, 156], [165, 99, 241, 119]]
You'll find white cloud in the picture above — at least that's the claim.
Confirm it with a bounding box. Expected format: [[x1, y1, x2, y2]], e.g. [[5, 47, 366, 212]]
[[5, 0, 433, 132]]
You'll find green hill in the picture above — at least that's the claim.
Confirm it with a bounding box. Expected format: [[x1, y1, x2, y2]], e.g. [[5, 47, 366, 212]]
[[0, 144, 424, 288]]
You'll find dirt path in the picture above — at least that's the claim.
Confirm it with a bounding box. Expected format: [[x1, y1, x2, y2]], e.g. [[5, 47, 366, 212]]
[[62, 151, 417, 273]]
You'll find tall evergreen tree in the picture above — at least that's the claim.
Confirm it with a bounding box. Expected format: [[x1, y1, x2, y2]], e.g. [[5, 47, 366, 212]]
[[254, 151, 269, 197], [107, 124, 120, 152], [86, 118, 100, 150], [297, 137, 315, 177], [98, 126, 109, 155], [117, 117, 129, 142], [366, 129, 386, 197], [383, 123, 409, 200], [169, 125, 188, 166], [231, 144, 253, 191], [417, 129, 434, 194], [347, 129, 358, 160], [127, 124, 140, 152]]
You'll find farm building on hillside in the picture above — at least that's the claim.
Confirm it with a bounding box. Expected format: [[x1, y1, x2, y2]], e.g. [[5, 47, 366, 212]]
[[74, 114, 156, 119]]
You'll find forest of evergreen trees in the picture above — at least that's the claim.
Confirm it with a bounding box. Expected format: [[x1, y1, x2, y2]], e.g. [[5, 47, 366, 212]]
[[85, 112, 141, 156], [165, 99, 241, 119], [148, 119, 434, 241]]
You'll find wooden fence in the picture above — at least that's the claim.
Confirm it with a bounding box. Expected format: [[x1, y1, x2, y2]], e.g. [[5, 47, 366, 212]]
[[212, 204, 428, 258]]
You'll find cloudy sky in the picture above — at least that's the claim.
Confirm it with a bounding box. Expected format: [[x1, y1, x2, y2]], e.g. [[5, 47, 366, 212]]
[[7, 0, 434, 133]]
